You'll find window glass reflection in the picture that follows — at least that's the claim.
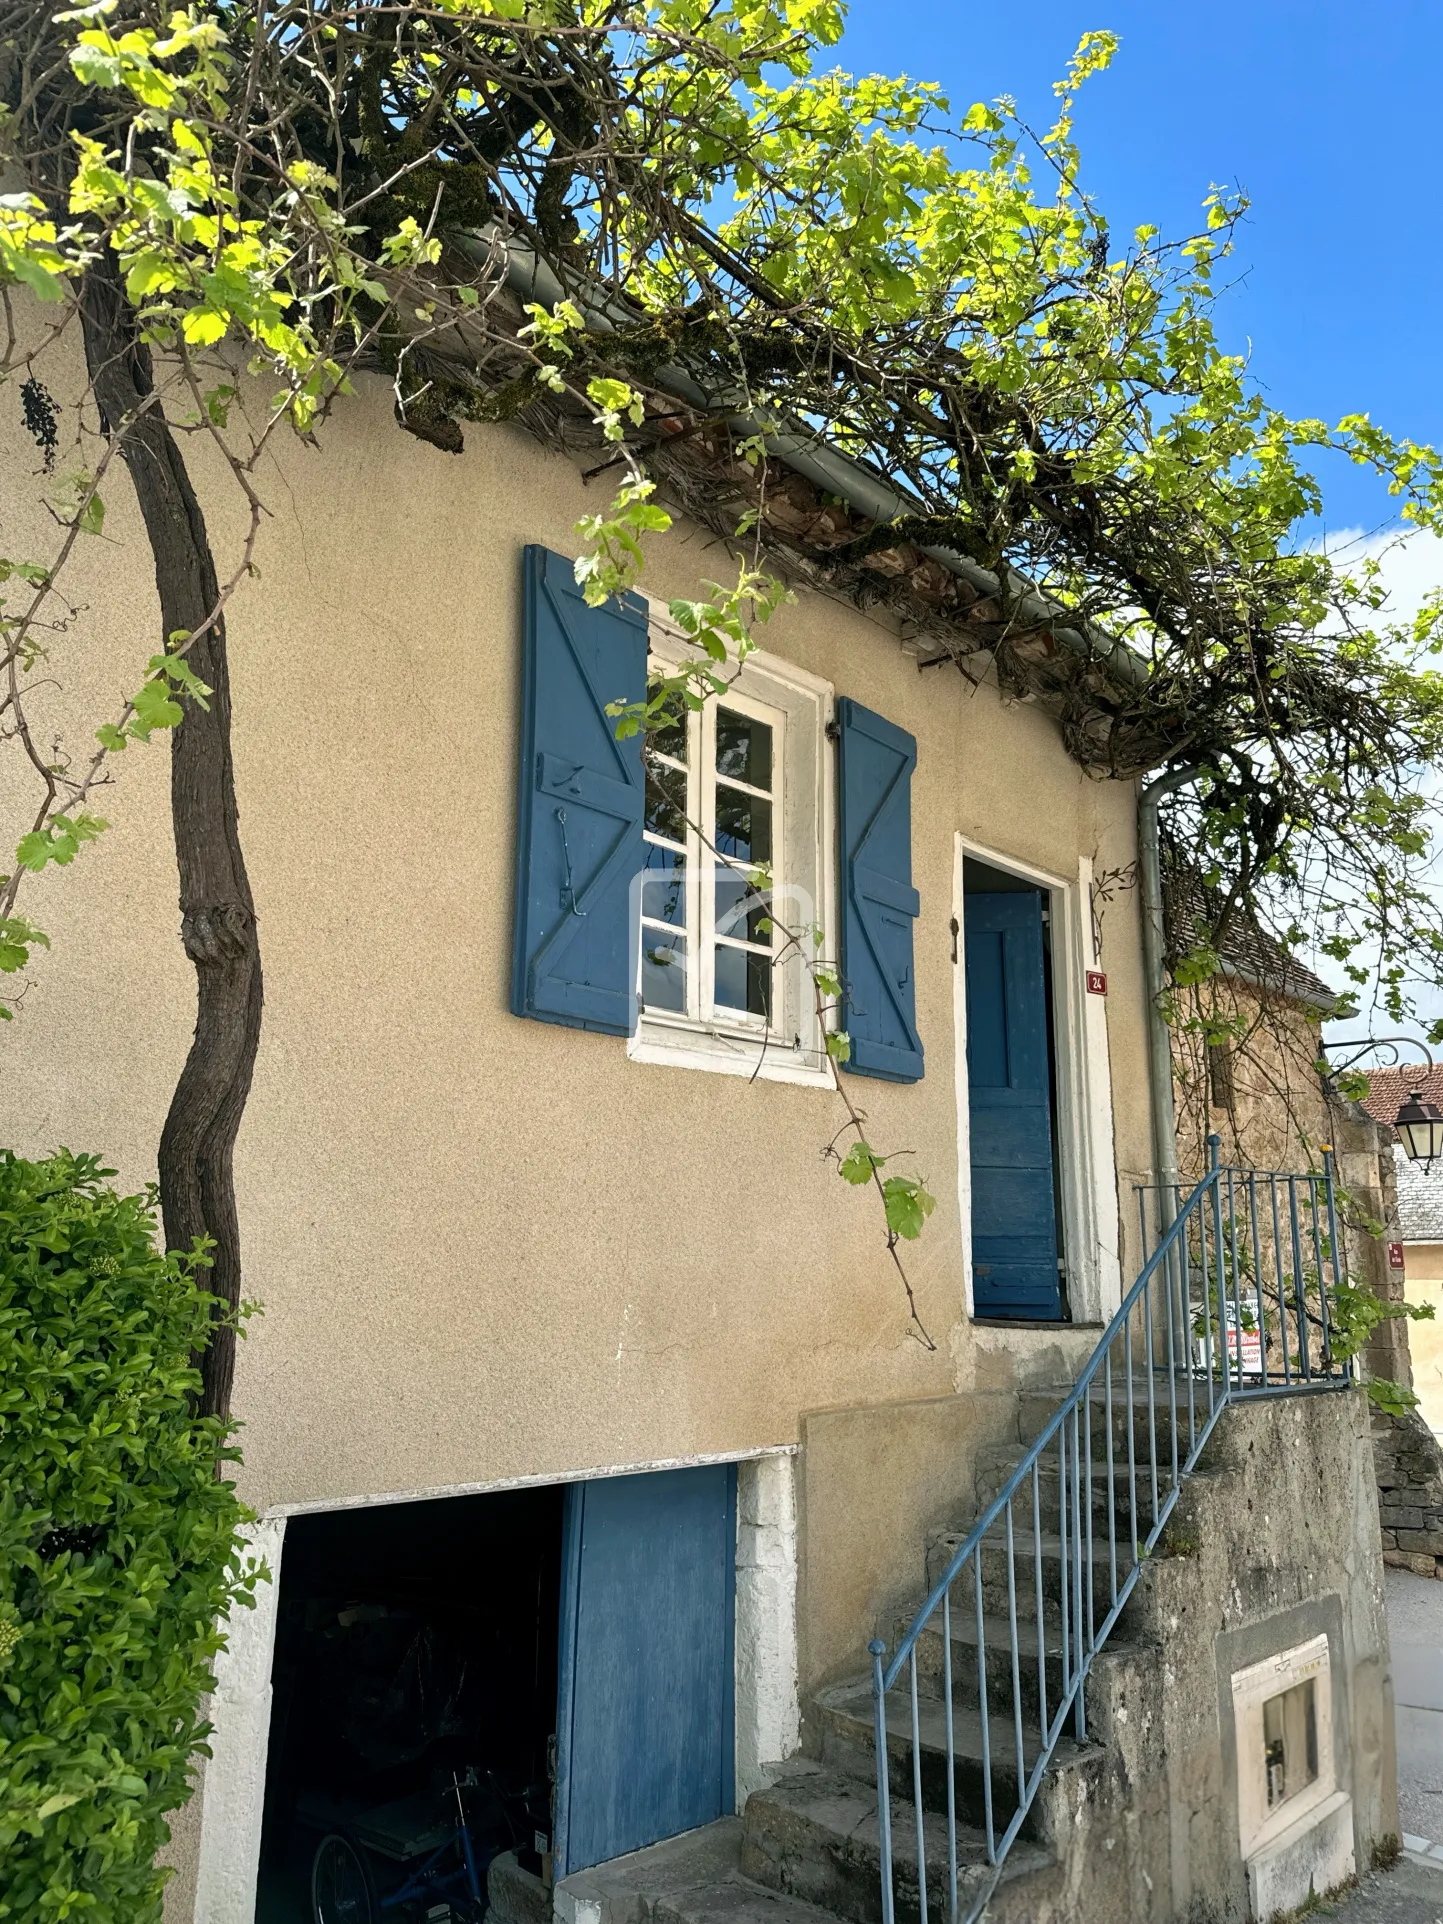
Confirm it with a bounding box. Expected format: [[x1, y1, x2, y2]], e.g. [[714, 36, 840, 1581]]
[[716, 710, 772, 790], [715, 786, 771, 865]]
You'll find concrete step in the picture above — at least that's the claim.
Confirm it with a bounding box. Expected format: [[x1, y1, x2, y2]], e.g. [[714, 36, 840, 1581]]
[[489, 1851, 551, 1924], [739, 1759, 1061, 1924], [972, 1442, 1173, 1521], [925, 1527, 1153, 1633], [808, 1677, 1103, 1842], [1016, 1377, 1203, 1451], [899, 1608, 1069, 1721], [554, 1818, 841, 1924]]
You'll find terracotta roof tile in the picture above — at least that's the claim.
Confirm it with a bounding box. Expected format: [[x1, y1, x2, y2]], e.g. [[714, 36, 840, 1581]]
[[1357, 1063, 1443, 1127], [1163, 871, 1336, 1012]]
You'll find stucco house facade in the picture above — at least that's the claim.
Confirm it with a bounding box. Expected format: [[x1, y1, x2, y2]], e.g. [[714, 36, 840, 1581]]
[[1392, 1151, 1443, 1442], [1360, 1068, 1443, 1447], [0, 347, 1399, 1923]]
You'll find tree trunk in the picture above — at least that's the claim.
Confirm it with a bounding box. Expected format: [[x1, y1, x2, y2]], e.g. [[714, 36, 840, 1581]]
[[79, 261, 262, 1421]]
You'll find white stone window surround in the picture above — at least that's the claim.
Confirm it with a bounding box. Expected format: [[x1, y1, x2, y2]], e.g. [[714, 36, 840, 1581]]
[[627, 614, 836, 1088], [191, 1449, 801, 1924], [952, 838, 1123, 1327], [1232, 1632, 1338, 1859]]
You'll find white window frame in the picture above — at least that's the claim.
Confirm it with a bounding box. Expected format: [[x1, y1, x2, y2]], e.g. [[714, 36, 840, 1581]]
[[953, 839, 1122, 1325], [629, 615, 834, 1087], [1231, 1633, 1337, 1859]]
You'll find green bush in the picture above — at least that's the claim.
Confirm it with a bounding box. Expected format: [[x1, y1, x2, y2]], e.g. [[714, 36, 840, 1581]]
[[0, 1151, 257, 1921]]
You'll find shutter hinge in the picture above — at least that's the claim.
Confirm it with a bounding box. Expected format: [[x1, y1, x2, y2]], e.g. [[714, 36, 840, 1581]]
[[950, 915, 959, 964], [825, 718, 841, 742]]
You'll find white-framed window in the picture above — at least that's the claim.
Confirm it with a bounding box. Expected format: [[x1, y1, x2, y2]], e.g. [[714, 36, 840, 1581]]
[[1232, 1633, 1338, 1861], [629, 624, 833, 1086]]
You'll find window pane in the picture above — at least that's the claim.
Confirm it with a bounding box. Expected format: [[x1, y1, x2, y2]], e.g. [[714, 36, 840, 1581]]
[[714, 943, 771, 1019], [642, 927, 687, 1013], [715, 864, 772, 946], [715, 784, 772, 865], [645, 756, 687, 844], [716, 710, 772, 790], [1262, 1679, 1318, 1810], [642, 844, 686, 928], [648, 687, 688, 764]]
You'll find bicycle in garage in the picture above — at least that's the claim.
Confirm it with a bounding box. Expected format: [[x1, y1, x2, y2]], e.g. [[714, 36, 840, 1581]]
[[310, 1768, 538, 1924]]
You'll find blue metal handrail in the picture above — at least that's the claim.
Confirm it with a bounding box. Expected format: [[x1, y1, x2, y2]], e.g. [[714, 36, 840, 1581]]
[[869, 1137, 1350, 1924]]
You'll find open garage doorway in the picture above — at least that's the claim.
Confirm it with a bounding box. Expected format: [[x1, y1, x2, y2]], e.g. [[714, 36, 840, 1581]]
[[246, 1463, 739, 1924], [255, 1485, 561, 1924]]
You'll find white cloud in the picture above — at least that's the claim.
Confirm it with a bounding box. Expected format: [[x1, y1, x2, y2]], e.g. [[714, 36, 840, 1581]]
[[1319, 523, 1443, 628]]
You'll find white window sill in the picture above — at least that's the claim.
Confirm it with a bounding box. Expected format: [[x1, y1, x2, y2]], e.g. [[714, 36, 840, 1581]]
[[628, 1013, 833, 1087]]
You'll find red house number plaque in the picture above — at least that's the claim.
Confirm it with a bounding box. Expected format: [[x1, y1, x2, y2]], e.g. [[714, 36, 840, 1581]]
[[1086, 970, 1108, 996], [1388, 1241, 1406, 1271]]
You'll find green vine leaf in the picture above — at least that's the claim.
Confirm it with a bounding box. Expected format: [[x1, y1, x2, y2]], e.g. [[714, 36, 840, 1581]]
[[837, 1141, 880, 1185], [15, 813, 107, 872], [882, 1174, 937, 1241]]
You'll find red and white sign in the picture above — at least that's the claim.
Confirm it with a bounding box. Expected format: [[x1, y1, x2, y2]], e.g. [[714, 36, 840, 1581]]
[[1388, 1241, 1407, 1271], [1086, 970, 1108, 996], [1229, 1320, 1263, 1377]]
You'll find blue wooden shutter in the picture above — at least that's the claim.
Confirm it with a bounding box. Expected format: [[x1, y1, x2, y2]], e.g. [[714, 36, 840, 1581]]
[[836, 697, 924, 1082], [511, 545, 647, 1034]]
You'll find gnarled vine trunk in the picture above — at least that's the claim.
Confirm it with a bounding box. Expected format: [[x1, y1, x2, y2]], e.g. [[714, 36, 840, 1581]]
[[79, 261, 262, 1421]]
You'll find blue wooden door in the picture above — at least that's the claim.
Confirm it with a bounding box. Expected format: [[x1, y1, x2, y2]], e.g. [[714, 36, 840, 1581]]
[[554, 1465, 736, 1875], [965, 893, 1062, 1320]]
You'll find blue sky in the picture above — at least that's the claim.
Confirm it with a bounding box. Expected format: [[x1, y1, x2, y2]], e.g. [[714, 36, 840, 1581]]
[[835, 1, 1443, 542]]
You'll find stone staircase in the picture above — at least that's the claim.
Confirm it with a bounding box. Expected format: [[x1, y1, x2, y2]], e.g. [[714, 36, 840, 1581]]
[[549, 1382, 1185, 1924]]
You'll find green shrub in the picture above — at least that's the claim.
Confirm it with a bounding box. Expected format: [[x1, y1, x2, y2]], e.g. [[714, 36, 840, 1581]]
[[0, 1151, 257, 1921]]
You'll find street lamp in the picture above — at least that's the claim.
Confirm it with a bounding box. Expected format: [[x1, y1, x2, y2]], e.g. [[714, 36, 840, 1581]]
[[1395, 1087, 1443, 1168], [1320, 1036, 1443, 1169]]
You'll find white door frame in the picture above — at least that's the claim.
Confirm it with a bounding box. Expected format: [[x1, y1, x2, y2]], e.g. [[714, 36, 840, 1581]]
[[953, 836, 1121, 1325]]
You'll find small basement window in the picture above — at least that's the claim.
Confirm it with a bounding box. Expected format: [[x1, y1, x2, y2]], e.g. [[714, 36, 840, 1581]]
[[1231, 1632, 1335, 1861], [1263, 1676, 1319, 1812]]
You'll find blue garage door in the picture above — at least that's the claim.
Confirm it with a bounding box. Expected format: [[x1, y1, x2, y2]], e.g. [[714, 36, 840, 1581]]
[[554, 1464, 736, 1875], [966, 891, 1062, 1320]]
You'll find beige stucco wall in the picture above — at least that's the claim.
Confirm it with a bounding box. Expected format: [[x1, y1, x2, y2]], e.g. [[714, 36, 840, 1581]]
[[0, 354, 1152, 1518], [1403, 1242, 1443, 1437]]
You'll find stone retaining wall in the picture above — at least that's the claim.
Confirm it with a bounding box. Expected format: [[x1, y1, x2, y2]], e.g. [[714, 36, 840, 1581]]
[[1375, 1405, 1443, 1579], [1328, 1096, 1443, 1580]]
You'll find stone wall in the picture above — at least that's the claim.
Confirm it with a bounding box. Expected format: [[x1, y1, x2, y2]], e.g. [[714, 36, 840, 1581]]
[[1169, 1004, 1443, 1584], [1375, 1406, 1443, 1579], [963, 1390, 1398, 1922], [1327, 1094, 1443, 1580], [1146, 1390, 1399, 1917]]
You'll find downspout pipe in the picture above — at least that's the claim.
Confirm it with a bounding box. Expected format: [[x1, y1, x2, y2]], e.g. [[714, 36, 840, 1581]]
[[1138, 766, 1200, 1213]]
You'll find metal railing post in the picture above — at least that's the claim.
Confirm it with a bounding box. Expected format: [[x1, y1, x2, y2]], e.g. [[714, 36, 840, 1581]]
[[1322, 1147, 1347, 1382], [871, 1640, 895, 1924]]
